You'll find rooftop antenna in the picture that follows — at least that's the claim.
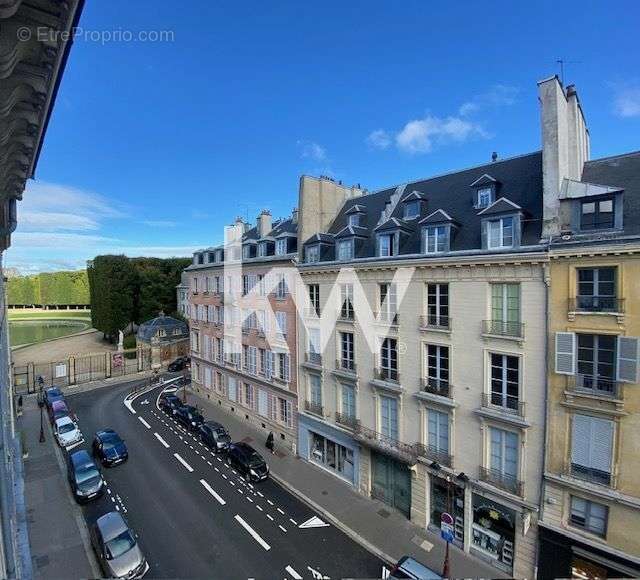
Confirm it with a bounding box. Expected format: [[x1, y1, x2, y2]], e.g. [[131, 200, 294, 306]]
[[556, 59, 582, 86]]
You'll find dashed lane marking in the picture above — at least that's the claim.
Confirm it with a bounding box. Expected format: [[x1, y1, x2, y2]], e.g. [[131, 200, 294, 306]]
[[222, 474, 228, 480], [279, 525, 287, 533], [257, 492, 264, 498], [266, 514, 274, 521], [138, 417, 151, 429], [234, 515, 271, 551], [199, 479, 226, 505], [247, 497, 253, 503], [256, 505, 263, 512], [289, 518, 298, 526], [154, 433, 170, 448], [285, 565, 302, 579], [267, 500, 274, 506], [174, 453, 194, 472], [277, 508, 285, 515]]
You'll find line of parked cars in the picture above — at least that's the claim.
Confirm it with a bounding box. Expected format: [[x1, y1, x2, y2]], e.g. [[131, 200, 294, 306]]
[[43, 386, 147, 579], [159, 391, 270, 482]]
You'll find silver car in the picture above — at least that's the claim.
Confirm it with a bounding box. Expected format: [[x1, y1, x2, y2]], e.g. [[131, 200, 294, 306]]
[[91, 511, 148, 579]]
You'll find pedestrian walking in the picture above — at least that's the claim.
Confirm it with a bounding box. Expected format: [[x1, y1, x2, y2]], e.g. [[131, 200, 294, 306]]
[[265, 431, 275, 454]]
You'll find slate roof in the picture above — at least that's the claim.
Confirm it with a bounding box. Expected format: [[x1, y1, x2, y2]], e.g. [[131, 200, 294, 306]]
[[311, 151, 544, 259], [137, 315, 189, 343]]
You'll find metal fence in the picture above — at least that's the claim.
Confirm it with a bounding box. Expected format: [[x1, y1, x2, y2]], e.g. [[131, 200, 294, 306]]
[[12, 347, 151, 395]]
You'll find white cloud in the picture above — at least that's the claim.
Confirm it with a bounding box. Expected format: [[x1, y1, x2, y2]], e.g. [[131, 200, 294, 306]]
[[298, 140, 327, 162], [141, 220, 178, 228], [19, 211, 99, 232], [366, 129, 391, 150], [458, 84, 519, 117], [613, 86, 640, 118], [395, 115, 487, 154], [12, 232, 119, 248]]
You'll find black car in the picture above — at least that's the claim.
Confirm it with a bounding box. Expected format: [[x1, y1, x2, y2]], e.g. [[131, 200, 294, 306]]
[[167, 356, 190, 372], [175, 405, 204, 431], [226, 442, 269, 482], [159, 393, 182, 415], [67, 449, 105, 503], [93, 429, 128, 466], [44, 387, 64, 409], [198, 421, 231, 453]]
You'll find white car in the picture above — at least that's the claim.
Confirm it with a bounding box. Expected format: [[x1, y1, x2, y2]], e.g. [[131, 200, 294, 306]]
[[54, 416, 84, 449]]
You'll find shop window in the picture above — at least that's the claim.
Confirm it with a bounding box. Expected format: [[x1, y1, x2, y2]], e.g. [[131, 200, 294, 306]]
[[472, 494, 515, 571]]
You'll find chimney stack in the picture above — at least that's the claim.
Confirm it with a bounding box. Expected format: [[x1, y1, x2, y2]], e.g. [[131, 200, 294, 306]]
[[257, 210, 272, 237]]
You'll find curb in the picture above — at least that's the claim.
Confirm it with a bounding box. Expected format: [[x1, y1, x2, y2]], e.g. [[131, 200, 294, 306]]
[[269, 471, 396, 567]]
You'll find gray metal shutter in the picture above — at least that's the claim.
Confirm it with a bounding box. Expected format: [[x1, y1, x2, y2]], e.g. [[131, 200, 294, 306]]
[[571, 414, 591, 467], [590, 417, 613, 474], [555, 332, 576, 375], [617, 336, 639, 383], [258, 389, 268, 417]]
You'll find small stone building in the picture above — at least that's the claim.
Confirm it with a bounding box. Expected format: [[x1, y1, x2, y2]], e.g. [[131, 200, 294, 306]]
[[136, 312, 189, 367]]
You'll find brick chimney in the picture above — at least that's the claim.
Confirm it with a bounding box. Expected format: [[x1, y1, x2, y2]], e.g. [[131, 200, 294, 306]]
[[257, 210, 272, 237], [538, 76, 590, 238]]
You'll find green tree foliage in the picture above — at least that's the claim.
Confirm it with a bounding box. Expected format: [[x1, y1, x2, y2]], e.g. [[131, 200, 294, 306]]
[[7, 271, 90, 305], [88, 255, 190, 341]]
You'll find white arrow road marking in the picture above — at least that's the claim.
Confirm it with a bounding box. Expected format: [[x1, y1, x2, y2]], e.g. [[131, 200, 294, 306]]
[[138, 417, 150, 429], [298, 516, 330, 529], [140, 400, 149, 405], [199, 479, 226, 505], [174, 453, 193, 472], [307, 566, 330, 579], [285, 565, 302, 579], [234, 515, 271, 551], [154, 433, 169, 448]]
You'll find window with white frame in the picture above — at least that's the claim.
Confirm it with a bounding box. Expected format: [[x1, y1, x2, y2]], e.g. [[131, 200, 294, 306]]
[[378, 233, 394, 257], [347, 214, 360, 227], [380, 337, 398, 380], [379, 282, 397, 323], [308, 327, 321, 363], [337, 239, 354, 261], [305, 244, 320, 263], [279, 398, 292, 427], [309, 374, 322, 407], [276, 273, 287, 298], [341, 383, 356, 419], [427, 409, 449, 456], [242, 245, 252, 259], [308, 284, 320, 316], [569, 496, 608, 537], [277, 353, 290, 382], [247, 346, 257, 375], [425, 344, 449, 392], [258, 274, 265, 296], [258, 348, 266, 374], [340, 283, 354, 320], [275, 311, 287, 337], [379, 395, 398, 440], [403, 200, 420, 219], [490, 283, 521, 336], [258, 242, 268, 257], [423, 225, 448, 254], [571, 414, 614, 486], [487, 216, 514, 249], [489, 353, 520, 412], [426, 283, 449, 328], [477, 187, 492, 208], [244, 383, 254, 408], [340, 332, 355, 371], [275, 238, 287, 255], [489, 427, 518, 480]]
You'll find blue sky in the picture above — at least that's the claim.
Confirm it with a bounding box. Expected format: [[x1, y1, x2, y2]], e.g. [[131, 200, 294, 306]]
[[7, 0, 640, 273]]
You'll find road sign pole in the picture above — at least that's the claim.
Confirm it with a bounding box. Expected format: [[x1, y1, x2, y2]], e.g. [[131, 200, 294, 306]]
[[442, 540, 450, 578]]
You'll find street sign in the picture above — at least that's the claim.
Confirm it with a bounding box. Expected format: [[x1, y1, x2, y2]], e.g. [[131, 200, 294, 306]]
[[440, 512, 454, 543]]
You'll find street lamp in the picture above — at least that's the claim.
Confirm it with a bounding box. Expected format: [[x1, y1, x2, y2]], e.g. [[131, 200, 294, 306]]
[[37, 375, 45, 443]]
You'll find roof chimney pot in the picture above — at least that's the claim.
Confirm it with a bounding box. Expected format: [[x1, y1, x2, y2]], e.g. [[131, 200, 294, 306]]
[[491, 152, 498, 162]]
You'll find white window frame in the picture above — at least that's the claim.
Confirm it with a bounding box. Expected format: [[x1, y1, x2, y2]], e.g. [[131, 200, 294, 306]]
[[337, 239, 354, 261], [275, 238, 287, 256], [487, 216, 515, 249]]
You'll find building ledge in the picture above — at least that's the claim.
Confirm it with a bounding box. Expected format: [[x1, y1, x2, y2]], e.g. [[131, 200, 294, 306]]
[[414, 391, 457, 409], [559, 398, 628, 417], [331, 368, 358, 382], [473, 406, 530, 429], [544, 472, 640, 508], [369, 379, 404, 395]]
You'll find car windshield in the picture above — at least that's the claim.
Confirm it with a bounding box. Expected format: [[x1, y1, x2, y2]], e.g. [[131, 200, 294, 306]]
[[248, 453, 264, 468], [105, 530, 136, 560], [59, 423, 75, 434], [101, 434, 121, 448], [75, 464, 99, 484]]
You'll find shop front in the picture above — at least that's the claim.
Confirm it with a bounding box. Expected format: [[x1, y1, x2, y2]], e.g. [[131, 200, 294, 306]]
[[471, 493, 515, 573], [429, 477, 465, 549], [297, 413, 359, 486], [371, 451, 412, 518]]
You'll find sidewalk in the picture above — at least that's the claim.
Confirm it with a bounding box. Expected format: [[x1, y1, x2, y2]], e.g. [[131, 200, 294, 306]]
[[18, 395, 97, 579], [188, 388, 506, 579]]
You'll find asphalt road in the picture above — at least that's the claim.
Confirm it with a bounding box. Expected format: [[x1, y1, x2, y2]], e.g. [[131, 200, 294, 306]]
[[67, 379, 385, 579]]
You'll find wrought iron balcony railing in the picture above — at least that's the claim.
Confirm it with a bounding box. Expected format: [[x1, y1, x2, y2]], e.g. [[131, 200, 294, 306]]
[[569, 464, 614, 487], [570, 296, 624, 314], [335, 358, 357, 374], [569, 374, 620, 398], [421, 377, 453, 398], [479, 466, 524, 496], [335, 412, 358, 430], [415, 443, 453, 468], [304, 400, 323, 417], [339, 308, 355, 322], [305, 352, 322, 366], [481, 393, 526, 417], [419, 314, 451, 331], [482, 319, 524, 339], [353, 422, 417, 464], [374, 367, 400, 383]]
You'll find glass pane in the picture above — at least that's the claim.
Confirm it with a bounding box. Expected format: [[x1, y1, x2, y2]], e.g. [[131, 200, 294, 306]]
[[582, 202, 595, 214]]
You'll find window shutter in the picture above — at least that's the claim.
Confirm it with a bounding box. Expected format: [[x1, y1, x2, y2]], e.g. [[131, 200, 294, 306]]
[[283, 354, 290, 382], [555, 332, 576, 375], [571, 415, 591, 467], [258, 389, 268, 417], [617, 336, 639, 383], [480, 220, 488, 250], [590, 418, 613, 474]]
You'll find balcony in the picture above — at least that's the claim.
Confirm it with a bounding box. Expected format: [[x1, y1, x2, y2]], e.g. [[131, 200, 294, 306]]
[[482, 319, 524, 339], [338, 308, 355, 323], [419, 314, 451, 332], [568, 374, 621, 398], [304, 400, 323, 417], [415, 443, 453, 468], [354, 422, 417, 465], [375, 311, 400, 326], [421, 377, 453, 399], [335, 412, 358, 430], [479, 466, 523, 496], [569, 464, 614, 487], [570, 296, 624, 314], [305, 352, 322, 366], [481, 393, 525, 417], [335, 358, 357, 374], [374, 367, 400, 383]]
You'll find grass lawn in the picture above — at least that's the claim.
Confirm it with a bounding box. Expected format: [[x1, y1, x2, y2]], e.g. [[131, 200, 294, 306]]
[[8, 309, 91, 321]]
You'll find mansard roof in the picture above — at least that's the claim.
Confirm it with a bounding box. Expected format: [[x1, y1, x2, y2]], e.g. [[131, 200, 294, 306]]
[[345, 204, 366, 214], [476, 197, 523, 216], [335, 225, 369, 239], [400, 190, 428, 202], [419, 209, 456, 225], [469, 173, 498, 187]]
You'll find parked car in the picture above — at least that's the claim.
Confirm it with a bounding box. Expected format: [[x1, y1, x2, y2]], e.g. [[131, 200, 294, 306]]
[[91, 511, 148, 579], [53, 416, 83, 449], [93, 429, 128, 467], [175, 405, 204, 431], [389, 556, 442, 579], [198, 421, 231, 453], [67, 449, 105, 503], [48, 400, 72, 424], [44, 386, 64, 409], [159, 393, 182, 415], [226, 442, 269, 482], [167, 356, 190, 372]]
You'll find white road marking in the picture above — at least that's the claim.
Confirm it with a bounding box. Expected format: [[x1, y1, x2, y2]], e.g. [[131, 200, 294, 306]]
[[222, 474, 228, 480], [107, 489, 112, 495], [207, 461, 212, 466], [277, 508, 285, 515], [298, 516, 330, 529], [247, 497, 253, 503], [214, 467, 220, 472], [279, 525, 287, 533], [256, 505, 263, 512], [199, 479, 226, 505], [285, 565, 302, 579], [234, 515, 270, 551], [111, 496, 115, 503], [115, 505, 120, 511], [237, 489, 243, 494], [174, 453, 194, 472], [154, 433, 170, 448], [267, 499, 274, 506], [289, 518, 298, 526], [257, 492, 264, 498], [266, 514, 274, 521], [138, 417, 151, 429], [216, 457, 222, 462], [229, 481, 235, 487]]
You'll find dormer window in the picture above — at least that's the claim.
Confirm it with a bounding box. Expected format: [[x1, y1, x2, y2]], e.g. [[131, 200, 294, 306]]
[[378, 233, 395, 257], [258, 242, 268, 257], [487, 216, 514, 249], [348, 214, 360, 227], [337, 239, 354, 261], [403, 200, 420, 219], [242, 245, 252, 259], [477, 187, 492, 209], [423, 226, 448, 254], [305, 244, 320, 263], [275, 238, 287, 255], [581, 198, 614, 230], [216, 249, 224, 262]]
